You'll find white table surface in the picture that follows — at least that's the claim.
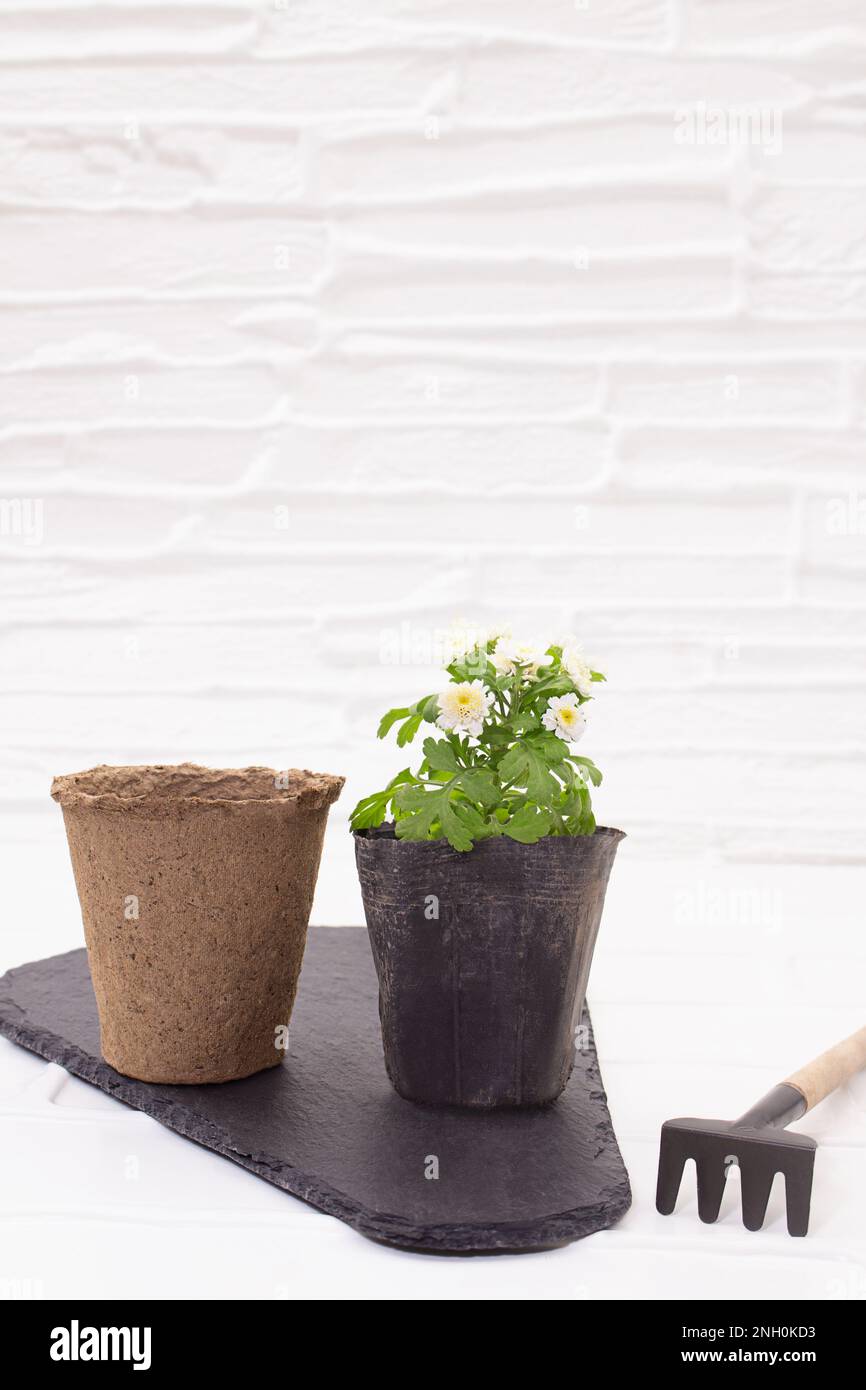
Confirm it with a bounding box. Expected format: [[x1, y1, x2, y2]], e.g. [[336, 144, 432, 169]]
[[2, 830, 865, 1301]]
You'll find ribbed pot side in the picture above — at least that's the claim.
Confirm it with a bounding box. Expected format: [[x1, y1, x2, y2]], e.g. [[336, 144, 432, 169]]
[[52, 764, 344, 1085], [354, 826, 624, 1109]]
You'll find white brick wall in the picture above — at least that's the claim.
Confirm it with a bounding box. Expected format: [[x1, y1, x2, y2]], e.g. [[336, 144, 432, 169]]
[[2, 0, 866, 907]]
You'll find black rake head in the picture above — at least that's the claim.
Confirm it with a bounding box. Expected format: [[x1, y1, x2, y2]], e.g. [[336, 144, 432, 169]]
[[656, 1116, 817, 1237]]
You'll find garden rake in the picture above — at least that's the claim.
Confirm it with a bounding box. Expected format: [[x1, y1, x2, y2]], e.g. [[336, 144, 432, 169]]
[[656, 1024, 866, 1236]]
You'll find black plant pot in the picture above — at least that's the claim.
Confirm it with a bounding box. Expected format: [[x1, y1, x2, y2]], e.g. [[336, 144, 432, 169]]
[[353, 824, 624, 1109]]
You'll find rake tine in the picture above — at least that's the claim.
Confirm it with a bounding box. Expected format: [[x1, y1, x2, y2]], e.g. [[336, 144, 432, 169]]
[[784, 1159, 815, 1238], [740, 1165, 776, 1232], [696, 1156, 728, 1224], [655, 1127, 688, 1215]]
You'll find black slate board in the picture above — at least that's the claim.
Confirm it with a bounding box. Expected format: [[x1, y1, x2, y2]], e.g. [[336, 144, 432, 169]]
[[0, 928, 631, 1255]]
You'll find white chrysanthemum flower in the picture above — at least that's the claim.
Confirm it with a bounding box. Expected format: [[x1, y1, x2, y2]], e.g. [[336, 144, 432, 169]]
[[542, 693, 586, 743], [437, 679, 492, 736], [562, 644, 594, 698], [491, 636, 548, 677]]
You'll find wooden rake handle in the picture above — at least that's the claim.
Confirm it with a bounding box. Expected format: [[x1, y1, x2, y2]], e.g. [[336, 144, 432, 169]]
[[785, 1025, 866, 1112]]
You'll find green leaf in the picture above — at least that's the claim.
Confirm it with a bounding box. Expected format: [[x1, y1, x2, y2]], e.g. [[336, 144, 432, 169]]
[[555, 759, 577, 791], [562, 785, 596, 836], [422, 736, 460, 773], [394, 814, 433, 843], [469, 815, 503, 840], [387, 767, 418, 792], [503, 804, 553, 844], [392, 783, 438, 835], [511, 710, 541, 733], [349, 767, 417, 831], [576, 785, 596, 835], [396, 712, 423, 747], [523, 672, 575, 703], [438, 799, 475, 851], [348, 793, 390, 830], [377, 706, 409, 739], [571, 756, 603, 787], [451, 801, 487, 836], [524, 730, 570, 765], [478, 725, 511, 748], [393, 782, 475, 852], [499, 740, 560, 805], [458, 767, 499, 809], [393, 782, 432, 812]]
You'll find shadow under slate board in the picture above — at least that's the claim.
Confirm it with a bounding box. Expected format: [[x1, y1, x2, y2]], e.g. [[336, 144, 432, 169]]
[[0, 927, 631, 1255]]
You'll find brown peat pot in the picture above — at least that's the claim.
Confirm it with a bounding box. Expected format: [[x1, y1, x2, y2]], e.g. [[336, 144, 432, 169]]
[[354, 824, 624, 1108], [52, 763, 344, 1084]]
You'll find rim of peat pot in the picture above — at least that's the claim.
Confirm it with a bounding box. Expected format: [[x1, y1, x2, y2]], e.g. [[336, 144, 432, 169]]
[[51, 763, 344, 815]]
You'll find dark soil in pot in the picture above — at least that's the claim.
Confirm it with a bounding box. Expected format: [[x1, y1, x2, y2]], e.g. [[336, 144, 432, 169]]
[[354, 824, 624, 1109], [52, 763, 344, 1084]]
